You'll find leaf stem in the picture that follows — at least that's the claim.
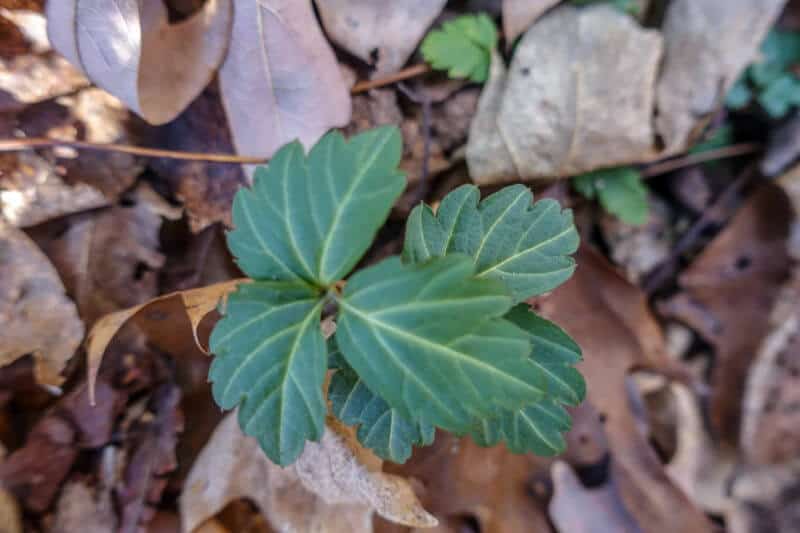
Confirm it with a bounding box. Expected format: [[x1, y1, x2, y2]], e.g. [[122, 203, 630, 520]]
[[641, 143, 761, 177], [351, 63, 432, 94]]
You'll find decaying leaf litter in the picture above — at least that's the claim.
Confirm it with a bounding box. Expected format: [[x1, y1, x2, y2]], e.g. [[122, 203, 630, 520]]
[[2, 0, 800, 531]]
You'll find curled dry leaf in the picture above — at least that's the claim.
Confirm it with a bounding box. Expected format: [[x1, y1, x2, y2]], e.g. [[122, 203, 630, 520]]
[[740, 271, 800, 465], [180, 412, 436, 533], [548, 461, 642, 533], [665, 383, 737, 514], [42, 185, 169, 326], [655, 0, 786, 154], [501, 0, 560, 45], [0, 218, 83, 387], [0, 150, 108, 227], [86, 278, 244, 404], [658, 185, 792, 444], [467, 5, 662, 184], [315, 0, 447, 75], [537, 247, 713, 533], [51, 481, 117, 533], [219, 0, 351, 171], [46, 0, 232, 125]]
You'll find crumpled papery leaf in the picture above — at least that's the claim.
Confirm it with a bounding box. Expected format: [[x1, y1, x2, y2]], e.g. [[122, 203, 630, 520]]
[[501, 0, 560, 45], [52, 481, 117, 533], [537, 246, 714, 532], [0, 218, 83, 387], [86, 279, 245, 404], [0, 150, 108, 227], [467, 5, 662, 184], [655, 0, 786, 154], [315, 0, 447, 75], [46, 0, 232, 125], [740, 270, 800, 465], [658, 185, 791, 444], [180, 412, 437, 533], [219, 0, 351, 172]]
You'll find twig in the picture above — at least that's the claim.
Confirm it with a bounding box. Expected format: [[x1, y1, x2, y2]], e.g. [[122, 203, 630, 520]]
[[641, 143, 761, 178], [351, 64, 431, 94], [643, 164, 757, 294], [0, 137, 267, 164]]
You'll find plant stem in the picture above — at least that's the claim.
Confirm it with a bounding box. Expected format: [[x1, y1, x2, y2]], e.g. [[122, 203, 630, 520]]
[[641, 143, 761, 177]]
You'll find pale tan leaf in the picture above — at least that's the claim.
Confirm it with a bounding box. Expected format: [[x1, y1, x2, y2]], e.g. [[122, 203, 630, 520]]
[[0, 219, 84, 388], [655, 0, 786, 154], [315, 0, 446, 75], [501, 0, 560, 45], [219, 0, 351, 170], [0, 489, 22, 533], [86, 279, 245, 403], [0, 151, 108, 227], [467, 5, 662, 184], [180, 413, 436, 533], [51, 482, 117, 533], [46, 0, 232, 125]]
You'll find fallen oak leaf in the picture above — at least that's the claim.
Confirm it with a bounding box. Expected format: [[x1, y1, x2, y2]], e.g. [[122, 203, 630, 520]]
[[180, 412, 437, 533], [86, 278, 246, 404], [315, 0, 447, 76], [46, 0, 232, 125], [219, 0, 351, 170], [0, 218, 83, 387]]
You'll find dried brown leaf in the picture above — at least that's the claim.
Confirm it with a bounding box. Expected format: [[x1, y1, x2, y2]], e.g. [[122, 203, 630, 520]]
[[52, 481, 117, 533], [658, 185, 792, 443], [0, 219, 83, 387], [316, 0, 447, 75], [181, 413, 436, 533], [468, 5, 662, 183], [219, 0, 351, 171], [501, 0, 559, 45], [0, 488, 22, 533], [655, 0, 786, 154], [46, 0, 232, 124], [86, 279, 244, 403]]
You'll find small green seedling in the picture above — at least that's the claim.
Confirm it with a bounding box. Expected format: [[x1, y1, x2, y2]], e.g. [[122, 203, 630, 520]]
[[210, 126, 585, 466], [421, 13, 497, 83], [573, 166, 649, 226], [726, 29, 800, 118]]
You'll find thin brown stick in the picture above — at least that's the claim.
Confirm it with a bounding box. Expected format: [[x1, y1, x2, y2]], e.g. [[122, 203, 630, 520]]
[[0, 137, 266, 164], [641, 143, 761, 177], [351, 63, 431, 94]]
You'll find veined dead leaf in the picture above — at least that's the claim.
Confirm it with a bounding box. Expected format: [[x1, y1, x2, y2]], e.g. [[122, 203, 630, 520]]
[[86, 279, 246, 404], [219, 0, 351, 171], [501, 0, 560, 45], [0, 219, 84, 388], [46, 0, 232, 125], [180, 412, 436, 533], [315, 0, 447, 75]]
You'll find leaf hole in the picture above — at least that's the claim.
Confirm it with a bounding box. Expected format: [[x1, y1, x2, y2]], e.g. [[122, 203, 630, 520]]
[[133, 261, 149, 281], [454, 514, 481, 533], [598, 412, 607, 424]]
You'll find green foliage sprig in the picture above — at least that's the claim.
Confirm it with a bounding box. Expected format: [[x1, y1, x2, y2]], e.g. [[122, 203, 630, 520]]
[[210, 126, 584, 466], [726, 29, 800, 118], [573, 166, 649, 226], [420, 13, 497, 83]]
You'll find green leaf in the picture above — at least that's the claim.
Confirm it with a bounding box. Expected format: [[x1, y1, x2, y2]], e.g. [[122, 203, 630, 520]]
[[573, 167, 649, 226], [209, 281, 327, 465], [227, 126, 406, 287], [335, 255, 546, 431], [726, 76, 753, 110], [421, 13, 497, 83], [506, 304, 585, 406], [758, 73, 800, 119], [330, 362, 434, 463], [403, 184, 578, 303], [751, 30, 800, 88], [471, 401, 572, 455], [467, 305, 583, 455]]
